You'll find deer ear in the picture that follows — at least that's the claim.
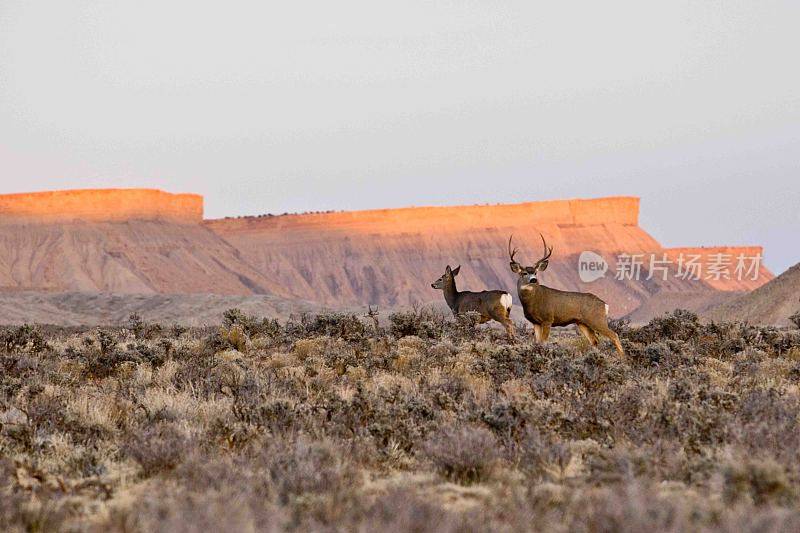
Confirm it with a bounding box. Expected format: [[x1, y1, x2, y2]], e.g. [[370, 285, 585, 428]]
[[537, 260, 549, 272], [451, 265, 460, 276], [445, 265, 452, 274], [510, 262, 522, 274]]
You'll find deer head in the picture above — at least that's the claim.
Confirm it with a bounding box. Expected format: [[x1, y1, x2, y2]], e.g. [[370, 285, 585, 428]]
[[431, 264, 460, 289], [508, 234, 552, 284]]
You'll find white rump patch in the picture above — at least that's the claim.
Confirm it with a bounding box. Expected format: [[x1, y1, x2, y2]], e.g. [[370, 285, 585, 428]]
[[605, 303, 609, 316], [500, 293, 512, 311]]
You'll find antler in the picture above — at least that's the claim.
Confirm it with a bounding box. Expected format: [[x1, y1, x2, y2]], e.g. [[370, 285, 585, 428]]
[[508, 235, 519, 264], [539, 233, 553, 263]]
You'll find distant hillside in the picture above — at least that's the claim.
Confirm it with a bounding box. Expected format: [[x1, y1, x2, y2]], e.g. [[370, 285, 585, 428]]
[[0, 292, 323, 327], [706, 263, 800, 326], [206, 196, 772, 318], [0, 189, 776, 324], [0, 220, 285, 296]]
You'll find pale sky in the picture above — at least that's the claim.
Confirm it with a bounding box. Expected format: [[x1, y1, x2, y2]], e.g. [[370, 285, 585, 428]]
[[1, 1, 798, 272]]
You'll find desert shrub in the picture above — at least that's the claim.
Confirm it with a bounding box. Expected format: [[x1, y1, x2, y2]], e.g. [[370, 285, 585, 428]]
[[791, 311, 800, 329], [222, 307, 255, 332], [348, 487, 467, 532], [421, 425, 499, 484], [125, 313, 162, 339], [305, 313, 367, 342], [365, 391, 437, 453], [223, 324, 249, 352], [1, 324, 47, 354], [450, 311, 483, 337], [111, 479, 284, 533], [515, 428, 572, 480], [25, 392, 67, 432], [263, 436, 361, 526], [697, 321, 749, 358], [642, 341, 672, 365], [389, 307, 444, 339], [559, 482, 695, 532], [126, 313, 145, 335], [201, 324, 251, 355], [733, 389, 800, 462], [169, 322, 187, 339], [724, 458, 795, 505], [427, 372, 469, 411], [222, 308, 283, 340], [627, 309, 701, 344], [82, 348, 138, 379], [122, 422, 191, 476], [644, 393, 732, 453], [481, 401, 526, 437], [535, 349, 626, 397], [607, 317, 631, 336], [472, 342, 550, 383], [0, 492, 69, 533], [7, 310, 800, 531], [233, 397, 300, 434]]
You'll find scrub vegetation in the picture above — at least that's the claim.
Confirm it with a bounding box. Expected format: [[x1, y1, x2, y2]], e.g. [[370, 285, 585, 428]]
[[2, 309, 800, 531]]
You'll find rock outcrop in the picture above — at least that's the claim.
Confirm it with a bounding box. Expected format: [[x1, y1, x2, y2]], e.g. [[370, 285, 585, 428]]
[[0, 190, 283, 296], [0, 220, 286, 295], [663, 246, 769, 291], [706, 262, 800, 326], [0, 189, 775, 323], [0, 189, 202, 224], [205, 197, 772, 318]]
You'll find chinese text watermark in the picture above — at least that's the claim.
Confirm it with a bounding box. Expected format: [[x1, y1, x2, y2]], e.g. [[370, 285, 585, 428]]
[[578, 252, 763, 283]]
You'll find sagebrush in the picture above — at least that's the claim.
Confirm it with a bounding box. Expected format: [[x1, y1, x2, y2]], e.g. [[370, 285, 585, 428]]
[[2, 310, 800, 531]]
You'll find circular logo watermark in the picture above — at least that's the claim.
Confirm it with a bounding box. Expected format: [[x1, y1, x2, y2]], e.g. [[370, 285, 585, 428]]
[[578, 251, 608, 283]]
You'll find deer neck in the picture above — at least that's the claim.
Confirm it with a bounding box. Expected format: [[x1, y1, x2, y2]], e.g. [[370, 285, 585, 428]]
[[443, 278, 460, 310]]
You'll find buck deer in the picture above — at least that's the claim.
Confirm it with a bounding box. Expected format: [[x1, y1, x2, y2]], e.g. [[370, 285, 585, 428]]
[[508, 235, 624, 355], [431, 265, 515, 340]]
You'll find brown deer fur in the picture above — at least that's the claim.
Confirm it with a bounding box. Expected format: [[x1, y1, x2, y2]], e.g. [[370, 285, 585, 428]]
[[431, 265, 515, 340], [508, 236, 624, 355]]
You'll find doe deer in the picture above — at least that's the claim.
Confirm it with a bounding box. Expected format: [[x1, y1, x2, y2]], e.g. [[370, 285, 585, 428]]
[[431, 265, 515, 340], [508, 235, 624, 355]]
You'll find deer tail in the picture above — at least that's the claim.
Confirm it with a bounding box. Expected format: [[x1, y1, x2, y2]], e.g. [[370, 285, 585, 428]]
[[500, 293, 513, 314]]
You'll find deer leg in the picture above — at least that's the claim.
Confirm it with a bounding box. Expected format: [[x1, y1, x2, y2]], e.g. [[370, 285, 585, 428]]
[[498, 316, 516, 342], [593, 324, 625, 356], [577, 324, 598, 346], [606, 330, 625, 356], [540, 323, 552, 343], [532, 324, 543, 343], [489, 307, 516, 342], [505, 320, 516, 342]]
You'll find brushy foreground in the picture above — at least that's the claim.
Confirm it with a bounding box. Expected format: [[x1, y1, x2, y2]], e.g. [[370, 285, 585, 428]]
[[2, 309, 800, 532]]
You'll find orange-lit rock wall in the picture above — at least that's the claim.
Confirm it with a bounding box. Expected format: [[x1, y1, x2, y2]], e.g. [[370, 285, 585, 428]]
[[205, 196, 773, 314], [206, 196, 640, 235], [0, 189, 203, 224], [663, 246, 772, 291], [0, 189, 774, 321]]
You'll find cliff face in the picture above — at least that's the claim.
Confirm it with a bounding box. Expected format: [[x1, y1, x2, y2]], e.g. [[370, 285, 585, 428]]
[[0, 189, 202, 224], [210, 196, 641, 235], [0, 190, 774, 323], [663, 246, 770, 291], [205, 197, 773, 318], [0, 220, 286, 296], [0, 190, 280, 295], [706, 262, 800, 326]]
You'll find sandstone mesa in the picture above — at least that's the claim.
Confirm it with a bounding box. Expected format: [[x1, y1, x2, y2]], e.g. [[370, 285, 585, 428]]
[[0, 188, 773, 323]]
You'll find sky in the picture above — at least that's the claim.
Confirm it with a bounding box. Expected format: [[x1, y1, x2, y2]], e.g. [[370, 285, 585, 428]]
[[0, 1, 798, 273]]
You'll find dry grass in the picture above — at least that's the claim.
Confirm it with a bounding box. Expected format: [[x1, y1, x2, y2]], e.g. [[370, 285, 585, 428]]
[[2, 309, 800, 531]]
